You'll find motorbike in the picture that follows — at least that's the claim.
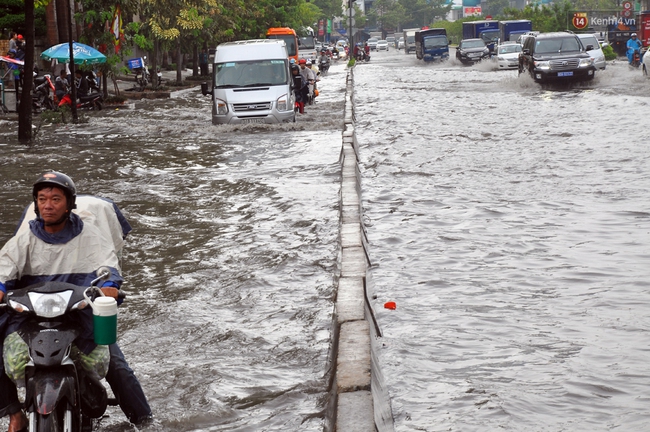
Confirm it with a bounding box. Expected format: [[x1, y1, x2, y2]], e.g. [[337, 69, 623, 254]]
[[630, 48, 641, 68], [318, 58, 330, 74], [355, 50, 370, 62], [32, 74, 57, 112], [58, 90, 103, 111], [1, 269, 119, 431]]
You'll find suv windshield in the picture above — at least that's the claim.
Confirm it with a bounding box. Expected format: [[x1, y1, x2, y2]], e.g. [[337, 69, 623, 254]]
[[535, 37, 581, 54]]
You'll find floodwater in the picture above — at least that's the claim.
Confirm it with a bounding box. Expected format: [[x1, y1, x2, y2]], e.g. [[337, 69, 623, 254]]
[[1, 49, 649, 432], [354, 49, 650, 431], [0, 65, 347, 431]]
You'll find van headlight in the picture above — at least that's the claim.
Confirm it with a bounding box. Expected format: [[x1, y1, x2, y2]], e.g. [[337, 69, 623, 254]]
[[215, 98, 228, 115], [578, 58, 593, 67], [277, 94, 289, 111]]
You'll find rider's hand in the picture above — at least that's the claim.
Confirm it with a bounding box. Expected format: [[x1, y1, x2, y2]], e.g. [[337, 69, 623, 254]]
[[0, 291, 4, 302], [101, 287, 119, 299]]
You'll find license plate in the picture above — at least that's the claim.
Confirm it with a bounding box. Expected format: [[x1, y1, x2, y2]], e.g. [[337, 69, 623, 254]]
[[241, 118, 264, 124], [558, 71, 573, 77]]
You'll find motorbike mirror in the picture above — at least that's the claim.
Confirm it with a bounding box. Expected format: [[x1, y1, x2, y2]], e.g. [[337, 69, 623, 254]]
[[91, 267, 112, 286]]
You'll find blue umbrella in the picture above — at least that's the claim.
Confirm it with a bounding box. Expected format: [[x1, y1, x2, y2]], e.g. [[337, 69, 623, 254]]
[[41, 42, 107, 65]]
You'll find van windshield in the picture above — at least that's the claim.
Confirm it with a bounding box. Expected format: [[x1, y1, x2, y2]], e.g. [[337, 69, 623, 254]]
[[215, 60, 288, 87], [424, 36, 448, 48]]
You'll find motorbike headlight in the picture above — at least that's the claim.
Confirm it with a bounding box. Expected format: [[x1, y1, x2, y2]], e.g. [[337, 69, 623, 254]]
[[215, 98, 228, 115], [579, 58, 593, 67], [277, 94, 288, 111], [534, 60, 550, 70], [29, 291, 72, 318]]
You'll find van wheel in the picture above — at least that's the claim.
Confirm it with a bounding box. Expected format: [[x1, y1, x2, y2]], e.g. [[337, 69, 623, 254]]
[[644, 64, 648, 77]]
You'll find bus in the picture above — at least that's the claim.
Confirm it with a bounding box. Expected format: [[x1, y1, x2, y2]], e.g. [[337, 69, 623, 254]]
[[266, 27, 299, 62]]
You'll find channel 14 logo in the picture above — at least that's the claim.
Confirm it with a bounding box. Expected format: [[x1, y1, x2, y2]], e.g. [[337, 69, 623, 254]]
[[569, 10, 636, 31]]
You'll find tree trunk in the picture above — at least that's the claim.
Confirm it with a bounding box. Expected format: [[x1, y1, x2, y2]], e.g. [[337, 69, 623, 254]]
[[152, 39, 159, 90], [18, 0, 35, 142], [192, 43, 198, 77], [176, 39, 182, 85]]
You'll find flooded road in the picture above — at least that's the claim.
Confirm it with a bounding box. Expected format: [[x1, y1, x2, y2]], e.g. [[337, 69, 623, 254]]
[[1, 47, 649, 432], [0, 66, 348, 431], [355, 49, 650, 431]]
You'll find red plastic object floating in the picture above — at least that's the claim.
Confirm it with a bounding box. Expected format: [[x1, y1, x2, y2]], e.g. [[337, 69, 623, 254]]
[[384, 301, 396, 310]]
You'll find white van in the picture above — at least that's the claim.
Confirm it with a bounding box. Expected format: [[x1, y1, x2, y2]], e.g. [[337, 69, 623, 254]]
[[201, 39, 295, 124]]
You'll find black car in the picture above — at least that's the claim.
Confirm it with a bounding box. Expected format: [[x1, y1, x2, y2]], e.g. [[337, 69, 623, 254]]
[[518, 32, 596, 83], [456, 38, 490, 64]]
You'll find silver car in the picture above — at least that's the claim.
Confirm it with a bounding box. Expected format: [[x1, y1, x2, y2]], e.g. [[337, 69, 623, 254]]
[[577, 33, 606, 70]]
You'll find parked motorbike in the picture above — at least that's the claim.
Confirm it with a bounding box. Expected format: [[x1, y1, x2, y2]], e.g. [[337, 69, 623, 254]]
[[32, 74, 57, 112], [58, 90, 103, 110], [1, 269, 120, 431]]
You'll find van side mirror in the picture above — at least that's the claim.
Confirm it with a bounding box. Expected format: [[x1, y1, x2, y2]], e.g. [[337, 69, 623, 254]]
[[200, 82, 212, 96]]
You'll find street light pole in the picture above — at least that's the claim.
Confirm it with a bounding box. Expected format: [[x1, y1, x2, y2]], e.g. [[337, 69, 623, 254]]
[[68, 0, 78, 122]]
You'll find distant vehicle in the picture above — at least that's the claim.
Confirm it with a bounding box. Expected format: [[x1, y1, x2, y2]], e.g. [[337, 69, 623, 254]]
[[367, 38, 379, 50], [462, 21, 500, 54], [266, 27, 299, 63], [403, 28, 420, 54], [577, 33, 606, 70], [499, 20, 533, 43], [386, 36, 396, 48], [415, 28, 449, 62], [519, 32, 596, 83], [398, 37, 405, 50], [495, 42, 521, 69], [377, 40, 389, 51], [298, 29, 317, 61], [516, 31, 540, 46], [456, 38, 490, 64], [643, 46, 650, 75]]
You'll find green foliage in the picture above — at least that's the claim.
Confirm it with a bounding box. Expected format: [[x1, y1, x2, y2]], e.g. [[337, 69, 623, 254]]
[[398, 0, 451, 29], [602, 43, 616, 60], [501, 1, 573, 33], [433, 17, 483, 46], [348, 57, 355, 67], [0, 0, 47, 39]]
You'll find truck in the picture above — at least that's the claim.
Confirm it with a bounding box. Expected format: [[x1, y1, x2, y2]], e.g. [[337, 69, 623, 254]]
[[462, 20, 500, 53], [415, 28, 449, 61], [403, 28, 421, 54], [266, 27, 299, 62], [498, 20, 532, 43], [298, 28, 318, 61]]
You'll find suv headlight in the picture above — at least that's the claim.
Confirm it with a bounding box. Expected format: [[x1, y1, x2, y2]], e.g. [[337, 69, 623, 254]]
[[534, 60, 550, 70], [579, 58, 593, 67], [277, 94, 289, 111]]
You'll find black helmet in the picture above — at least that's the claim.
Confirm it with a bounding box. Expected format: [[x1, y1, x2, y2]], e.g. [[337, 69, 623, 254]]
[[291, 64, 300, 73], [32, 171, 77, 216]]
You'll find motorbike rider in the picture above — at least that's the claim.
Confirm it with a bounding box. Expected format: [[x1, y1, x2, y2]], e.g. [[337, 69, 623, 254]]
[[627, 33, 643, 65], [364, 42, 370, 59], [317, 48, 330, 71], [298, 59, 315, 101], [291, 64, 307, 114], [0, 172, 153, 431], [54, 68, 70, 101], [74, 69, 89, 98], [353, 43, 362, 59]]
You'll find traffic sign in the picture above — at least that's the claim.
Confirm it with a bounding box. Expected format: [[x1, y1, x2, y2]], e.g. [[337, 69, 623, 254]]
[[345, 8, 355, 17], [622, 1, 632, 9]]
